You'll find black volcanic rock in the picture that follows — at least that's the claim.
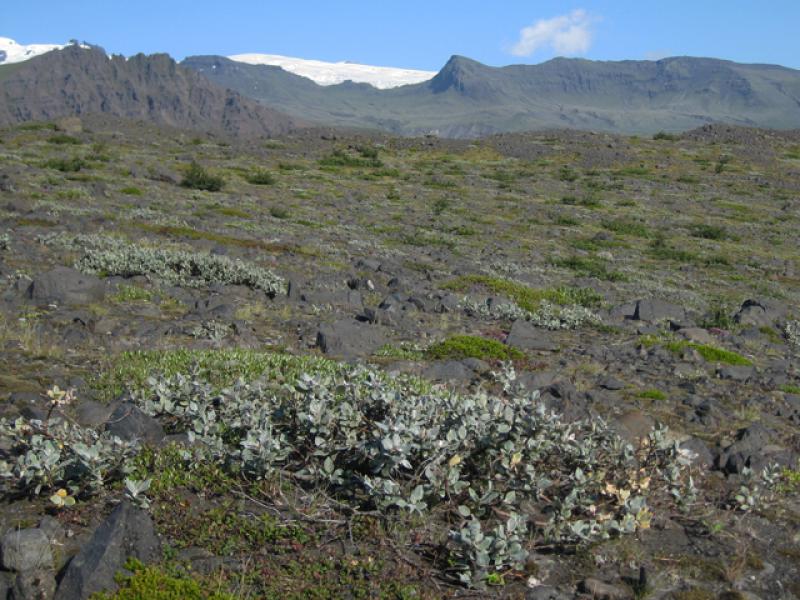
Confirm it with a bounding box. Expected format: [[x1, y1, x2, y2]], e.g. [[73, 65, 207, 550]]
[[0, 46, 302, 137]]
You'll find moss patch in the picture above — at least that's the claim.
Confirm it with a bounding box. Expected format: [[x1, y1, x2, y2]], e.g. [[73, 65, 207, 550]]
[[425, 335, 524, 361]]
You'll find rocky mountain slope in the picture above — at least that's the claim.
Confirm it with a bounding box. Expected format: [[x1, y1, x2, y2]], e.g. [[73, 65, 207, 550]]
[[0, 118, 799, 598], [0, 45, 301, 137], [183, 54, 800, 137]]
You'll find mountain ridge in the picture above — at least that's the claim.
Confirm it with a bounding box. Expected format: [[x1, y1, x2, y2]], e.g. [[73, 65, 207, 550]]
[[0, 45, 302, 137]]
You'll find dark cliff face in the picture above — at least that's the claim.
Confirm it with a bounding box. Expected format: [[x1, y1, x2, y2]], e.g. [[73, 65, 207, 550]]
[[0, 46, 302, 137]]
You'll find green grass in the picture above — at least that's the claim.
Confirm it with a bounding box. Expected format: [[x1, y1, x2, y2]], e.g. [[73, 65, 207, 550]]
[[95, 349, 430, 401], [47, 134, 82, 145], [551, 256, 627, 282], [663, 340, 753, 366], [245, 168, 277, 185], [93, 558, 234, 600], [637, 388, 667, 401], [180, 161, 225, 192], [601, 218, 652, 238], [425, 335, 524, 361], [780, 384, 800, 394], [111, 285, 154, 303], [119, 186, 143, 196], [43, 156, 86, 172], [690, 223, 730, 241], [442, 274, 602, 311]]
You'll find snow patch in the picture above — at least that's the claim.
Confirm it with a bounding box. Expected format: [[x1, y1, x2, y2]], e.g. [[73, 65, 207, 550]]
[[0, 37, 71, 65], [228, 53, 435, 89]]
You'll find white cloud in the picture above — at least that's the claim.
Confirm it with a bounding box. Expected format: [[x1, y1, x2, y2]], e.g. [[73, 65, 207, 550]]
[[511, 9, 595, 58]]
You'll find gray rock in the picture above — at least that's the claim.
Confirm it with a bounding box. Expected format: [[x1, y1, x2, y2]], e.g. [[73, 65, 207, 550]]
[[515, 370, 558, 392], [422, 360, 475, 383], [74, 400, 118, 428], [578, 577, 632, 600], [104, 403, 165, 445], [1, 529, 53, 572], [12, 569, 56, 600], [27, 267, 105, 305], [55, 502, 160, 600], [717, 364, 755, 382], [632, 298, 685, 323], [680, 437, 713, 467], [0, 572, 13, 600], [598, 375, 625, 390], [526, 585, 572, 600], [734, 299, 786, 328], [716, 423, 773, 474], [505, 320, 557, 352], [315, 319, 386, 359]]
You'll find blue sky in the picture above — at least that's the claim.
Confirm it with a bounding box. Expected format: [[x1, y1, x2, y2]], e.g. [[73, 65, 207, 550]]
[[4, 1, 800, 70]]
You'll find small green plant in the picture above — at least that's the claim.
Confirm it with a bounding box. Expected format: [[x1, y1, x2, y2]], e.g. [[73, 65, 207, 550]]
[[648, 235, 698, 263], [47, 134, 82, 145], [180, 161, 225, 192], [653, 131, 678, 141], [119, 186, 143, 196], [663, 339, 752, 366], [112, 285, 154, 303], [602, 219, 652, 238], [443, 275, 602, 312], [245, 168, 276, 185], [425, 335, 524, 361], [690, 223, 730, 240], [93, 558, 235, 600], [269, 206, 291, 219], [638, 388, 667, 401], [43, 156, 86, 172]]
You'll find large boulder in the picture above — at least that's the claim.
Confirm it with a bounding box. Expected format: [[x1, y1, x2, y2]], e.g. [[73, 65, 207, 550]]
[[55, 502, 160, 600], [632, 298, 685, 323], [1, 528, 53, 572], [734, 299, 786, 328], [104, 403, 165, 445], [505, 320, 557, 352], [315, 319, 386, 359], [27, 267, 105, 305]]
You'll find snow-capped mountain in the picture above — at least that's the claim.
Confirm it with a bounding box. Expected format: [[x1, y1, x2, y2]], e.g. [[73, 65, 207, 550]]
[[0, 37, 71, 65], [227, 53, 435, 89]]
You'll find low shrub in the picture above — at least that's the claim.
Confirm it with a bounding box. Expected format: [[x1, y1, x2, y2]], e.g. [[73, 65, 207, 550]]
[[181, 161, 225, 192], [425, 335, 524, 361], [245, 168, 276, 185], [0, 357, 699, 586]]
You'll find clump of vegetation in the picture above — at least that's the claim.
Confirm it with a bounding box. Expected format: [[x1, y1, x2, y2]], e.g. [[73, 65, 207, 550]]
[[43, 156, 86, 172], [443, 274, 602, 312], [44, 234, 286, 296], [690, 223, 730, 240], [653, 131, 679, 141], [0, 356, 699, 586], [181, 161, 225, 192], [47, 134, 82, 145], [662, 339, 753, 366], [119, 186, 143, 196], [93, 558, 234, 600], [245, 168, 276, 185], [561, 194, 601, 208], [638, 388, 667, 401], [0, 233, 9, 251], [374, 342, 425, 360], [602, 218, 652, 238], [269, 206, 291, 219], [111, 284, 154, 303], [648, 235, 698, 263], [425, 335, 524, 361], [319, 148, 383, 168]]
